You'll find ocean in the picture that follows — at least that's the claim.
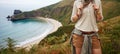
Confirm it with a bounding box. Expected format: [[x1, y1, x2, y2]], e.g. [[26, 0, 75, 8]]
[[0, 0, 61, 47]]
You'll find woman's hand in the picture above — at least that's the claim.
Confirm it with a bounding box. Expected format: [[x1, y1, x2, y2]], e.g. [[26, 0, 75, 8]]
[[93, 4, 99, 10], [77, 4, 83, 16], [93, 4, 102, 21], [72, 5, 83, 23], [72, 14, 79, 23], [77, 9, 81, 17], [96, 15, 102, 21]]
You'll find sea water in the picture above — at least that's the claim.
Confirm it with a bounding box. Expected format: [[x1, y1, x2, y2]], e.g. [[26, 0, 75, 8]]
[[0, 0, 62, 47]]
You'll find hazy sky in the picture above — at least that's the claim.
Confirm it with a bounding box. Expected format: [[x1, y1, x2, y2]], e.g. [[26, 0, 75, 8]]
[[0, 0, 61, 11], [0, 0, 61, 5]]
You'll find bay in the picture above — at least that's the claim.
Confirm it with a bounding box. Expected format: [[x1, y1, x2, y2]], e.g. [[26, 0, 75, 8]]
[[0, 0, 61, 47]]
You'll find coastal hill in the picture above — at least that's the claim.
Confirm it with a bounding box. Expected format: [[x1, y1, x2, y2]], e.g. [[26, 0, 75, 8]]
[[12, 0, 120, 25], [11, 0, 73, 24], [1, 0, 120, 54]]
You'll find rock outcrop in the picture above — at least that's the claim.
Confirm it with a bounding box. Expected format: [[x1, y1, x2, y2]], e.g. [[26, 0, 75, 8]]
[[14, 10, 22, 15], [8, 10, 23, 21]]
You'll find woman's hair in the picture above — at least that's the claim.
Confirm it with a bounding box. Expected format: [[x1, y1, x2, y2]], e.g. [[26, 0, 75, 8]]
[[83, 0, 94, 8]]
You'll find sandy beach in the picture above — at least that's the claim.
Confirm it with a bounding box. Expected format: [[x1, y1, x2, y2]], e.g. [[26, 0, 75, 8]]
[[15, 17, 62, 49]]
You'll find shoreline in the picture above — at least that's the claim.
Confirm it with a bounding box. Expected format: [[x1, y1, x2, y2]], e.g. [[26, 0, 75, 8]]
[[16, 17, 62, 49]]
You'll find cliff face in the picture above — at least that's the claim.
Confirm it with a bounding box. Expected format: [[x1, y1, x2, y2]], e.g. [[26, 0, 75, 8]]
[[12, 0, 120, 25]]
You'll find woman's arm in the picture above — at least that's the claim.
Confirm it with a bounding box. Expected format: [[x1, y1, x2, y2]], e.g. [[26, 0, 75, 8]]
[[99, 1, 104, 20], [93, 1, 103, 21], [71, 1, 78, 22], [71, 1, 83, 22]]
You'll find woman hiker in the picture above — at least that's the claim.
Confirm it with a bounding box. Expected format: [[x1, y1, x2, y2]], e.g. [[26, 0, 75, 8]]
[[70, 0, 103, 54]]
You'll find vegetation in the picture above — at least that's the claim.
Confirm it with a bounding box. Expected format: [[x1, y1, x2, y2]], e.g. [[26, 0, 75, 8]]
[[39, 25, 74, 46], [99, 16, 120, 54], [0, 0, 120, 54], [1, 16, 120, 54], [13, 0, 120, 25], [0, 37, 16, 54]]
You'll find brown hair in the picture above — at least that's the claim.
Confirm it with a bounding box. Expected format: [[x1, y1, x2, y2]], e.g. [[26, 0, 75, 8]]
[[83, 0, 94, 8]]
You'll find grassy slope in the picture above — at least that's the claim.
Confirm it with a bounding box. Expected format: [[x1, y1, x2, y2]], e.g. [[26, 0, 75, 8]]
[[100, 16, 120, 54], [1, 15, 119, 54], [38, 15, 120, 54], [1, 0, 120, 54], [37, 0, 120, 53], [102, 0, 120, 20]]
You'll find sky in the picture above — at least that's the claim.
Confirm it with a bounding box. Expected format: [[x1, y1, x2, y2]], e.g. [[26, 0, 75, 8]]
[[0, 0, 61, 5], [0, 0, 62, 17], [0, 0, 61, 11]]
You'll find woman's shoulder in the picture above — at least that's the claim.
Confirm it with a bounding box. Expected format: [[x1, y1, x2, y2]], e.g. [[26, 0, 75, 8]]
[[75, 0, 82, 2], [74, 0, 82, 4], [74, 0, 83, 6], [94, 0, 101, 6], [94, 0, 101, 4], [74, 0, 83, 8]]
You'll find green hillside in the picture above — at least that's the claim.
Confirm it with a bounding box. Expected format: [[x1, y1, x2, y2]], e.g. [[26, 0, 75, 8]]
[[37, 15, 120, 54], [1, 16, 120, 54], [12, 0, 120, 25], [102, 0, 120, 20], [1, 0, 120, 54]]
